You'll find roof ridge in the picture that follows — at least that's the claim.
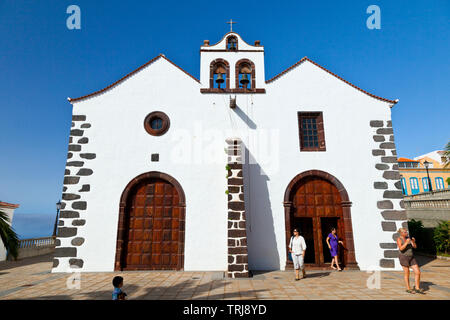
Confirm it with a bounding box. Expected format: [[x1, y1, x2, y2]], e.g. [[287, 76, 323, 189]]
[[68, 54, 200, 103], [0, 201, 20, 209], [266, 57, 398, 105]]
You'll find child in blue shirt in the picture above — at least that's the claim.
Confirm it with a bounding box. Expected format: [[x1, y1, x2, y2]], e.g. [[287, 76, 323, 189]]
[[112, 276, 127, 300]]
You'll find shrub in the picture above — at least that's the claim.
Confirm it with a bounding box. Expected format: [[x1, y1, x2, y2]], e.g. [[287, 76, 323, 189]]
[[407, 219, 435, 253], [0, 210, 19, 260], [407, 219, 424, 241], [433, 221, 450, 255]]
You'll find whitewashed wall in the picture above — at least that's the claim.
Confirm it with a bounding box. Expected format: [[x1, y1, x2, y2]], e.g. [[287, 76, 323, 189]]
[[53, 50, 400, 272]]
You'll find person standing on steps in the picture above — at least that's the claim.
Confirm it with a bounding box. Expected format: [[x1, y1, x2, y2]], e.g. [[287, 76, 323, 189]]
[[288, 228, 307, 281], [326, 227, 344, 271], [397, 227, 425, 294]]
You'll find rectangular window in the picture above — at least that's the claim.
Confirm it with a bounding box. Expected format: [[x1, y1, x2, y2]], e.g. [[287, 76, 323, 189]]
[[401, 178, 408, 195], [422, 177, 429, 192], [298, 112, 326, 151], [410, 177, 420, 194], [435, 177, 444, 190]]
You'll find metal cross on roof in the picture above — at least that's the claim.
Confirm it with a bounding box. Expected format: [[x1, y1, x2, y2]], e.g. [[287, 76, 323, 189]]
[[226, 19, 237, 32]]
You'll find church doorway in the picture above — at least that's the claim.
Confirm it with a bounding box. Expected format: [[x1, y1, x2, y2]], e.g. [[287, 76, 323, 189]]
[[114, 172, 185, 271], [284, 170, 359, 269]]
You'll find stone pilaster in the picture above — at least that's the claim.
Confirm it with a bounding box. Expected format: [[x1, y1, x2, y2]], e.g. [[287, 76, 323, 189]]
[[226, 138, 250, 278], [53, 114, 95, 271], [370, 120, 407, 269]]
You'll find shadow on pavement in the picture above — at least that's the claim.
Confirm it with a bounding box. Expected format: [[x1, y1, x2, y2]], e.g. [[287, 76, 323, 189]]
[[304, 272, 330, 279], [415, 254, 437, 268], [0, 254, 53, 271], [6, 278, 267, 300], [134, 278, 267, 300]]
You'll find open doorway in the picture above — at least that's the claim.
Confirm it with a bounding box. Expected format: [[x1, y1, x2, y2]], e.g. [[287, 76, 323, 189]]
[[292, 217, 315, 264], [321, 217, 338, 264]]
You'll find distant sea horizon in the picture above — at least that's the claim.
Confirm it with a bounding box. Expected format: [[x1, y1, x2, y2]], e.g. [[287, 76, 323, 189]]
[[11, 212, 55, 239]]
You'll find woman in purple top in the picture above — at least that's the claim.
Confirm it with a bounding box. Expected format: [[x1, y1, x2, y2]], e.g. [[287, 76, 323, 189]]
[[326, 227, 344, 271]]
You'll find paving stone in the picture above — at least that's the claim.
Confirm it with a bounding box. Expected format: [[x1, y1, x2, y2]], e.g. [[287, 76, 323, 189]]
[[1, 253, 449, 300]]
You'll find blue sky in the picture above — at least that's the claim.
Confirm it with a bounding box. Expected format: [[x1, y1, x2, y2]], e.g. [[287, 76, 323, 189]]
[[0, 0, 449, 222]]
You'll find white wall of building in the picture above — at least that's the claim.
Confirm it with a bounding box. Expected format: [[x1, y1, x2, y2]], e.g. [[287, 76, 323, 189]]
[[54, 35, 400, 272]]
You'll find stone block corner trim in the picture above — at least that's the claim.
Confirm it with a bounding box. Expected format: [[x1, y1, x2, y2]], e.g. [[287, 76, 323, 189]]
[[54, 114, 94, 270], [226, 138, 249, 278], [370, 119, 406, 270]]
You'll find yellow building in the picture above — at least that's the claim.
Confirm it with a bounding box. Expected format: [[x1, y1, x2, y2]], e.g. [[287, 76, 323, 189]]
[[399, 150, 450, 195]]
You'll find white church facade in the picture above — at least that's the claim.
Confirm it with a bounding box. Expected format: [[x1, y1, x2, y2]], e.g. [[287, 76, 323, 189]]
[[52, 31, 406, 276]]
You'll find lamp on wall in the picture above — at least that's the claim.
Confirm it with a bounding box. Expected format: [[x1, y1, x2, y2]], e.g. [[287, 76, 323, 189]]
[[423, 160, 433, 192], [230, 95, 236, 109], [53, 200, 62, 237]]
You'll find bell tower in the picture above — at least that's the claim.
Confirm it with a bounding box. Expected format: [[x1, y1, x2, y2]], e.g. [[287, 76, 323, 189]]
[[200, 31, 266, 93]]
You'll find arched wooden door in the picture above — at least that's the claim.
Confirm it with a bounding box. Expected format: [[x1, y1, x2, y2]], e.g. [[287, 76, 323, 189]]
[[284, 170, 359, 269], [115, 172, 185, 271]]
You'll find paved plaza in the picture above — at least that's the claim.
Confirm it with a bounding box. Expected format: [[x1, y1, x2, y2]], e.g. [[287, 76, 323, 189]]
[[0, 254, 449, 300]]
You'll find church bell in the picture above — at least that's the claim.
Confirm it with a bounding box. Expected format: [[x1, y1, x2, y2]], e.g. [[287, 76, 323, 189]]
[[240, 74, 250, 87], [216, 73, 225, 88]]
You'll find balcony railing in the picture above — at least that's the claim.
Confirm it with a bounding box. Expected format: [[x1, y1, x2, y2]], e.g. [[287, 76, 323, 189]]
[[404, 189, 450, 209], [19, 236, 56, 249], [7, 236, 57, 259]]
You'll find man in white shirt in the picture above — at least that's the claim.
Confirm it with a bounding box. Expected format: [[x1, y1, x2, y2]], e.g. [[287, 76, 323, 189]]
[[288, 228, 307, 280]]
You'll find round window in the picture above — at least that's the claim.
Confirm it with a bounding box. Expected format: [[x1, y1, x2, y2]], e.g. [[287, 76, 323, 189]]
[[144, 111, 170, 136]]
